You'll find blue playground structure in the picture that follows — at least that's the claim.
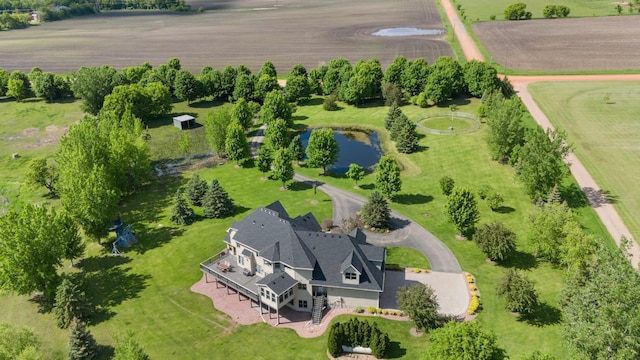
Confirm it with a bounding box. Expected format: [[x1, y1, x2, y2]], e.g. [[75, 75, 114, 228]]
[[109, 217, 137, 255]]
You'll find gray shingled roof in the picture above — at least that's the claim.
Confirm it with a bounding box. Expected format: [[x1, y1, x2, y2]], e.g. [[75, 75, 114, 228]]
[[256, 271, 298, 295], [227, 201, 385, 293]]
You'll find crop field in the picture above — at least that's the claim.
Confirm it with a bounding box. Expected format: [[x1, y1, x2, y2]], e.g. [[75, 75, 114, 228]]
[[454, 0, 633, 22], [529, 81, 640, 242], [472, 16, 640, 72], [0, 0, 452, 74]]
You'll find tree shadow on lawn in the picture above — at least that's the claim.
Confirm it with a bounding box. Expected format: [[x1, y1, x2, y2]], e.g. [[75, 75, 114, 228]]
[[359, 183, 375, 190], [76, 255, 151, 326], [494, 206, 515, 214], [561, 182, 589, 209], [393, 193, 433, 205], [499, 250, 538, 270], [131, 225, 185, 255], [291, 115, 309, 121], [385, 341, 407, 359], [298, 97, 324, 106], [121, 175, 186, 226], [188, 99, 225, 109], [435, 97, 472, 108], [518, 302, 562, 327]]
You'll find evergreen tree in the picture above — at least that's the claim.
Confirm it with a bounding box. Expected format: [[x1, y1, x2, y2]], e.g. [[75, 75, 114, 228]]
[[202, 179, 234, 219], [395, 123, 419, 154], [170, 190, 195, 226], [184, 174, 208, 206], [374, 155, 402, 199], [496, 268, 539, 314], [288, 134, 304, 165], [54, 278, 89, 329], [68, 320, 98, 360], [360, 191, 390, 230], [256, 146, 273, 176], [546, 184, 563, 205], [389, 113, 410, 141], [384, 101, 402, 130], [271, 148, 294, 189], [327, 323, 342, 357], [113, 331, 150, 360]]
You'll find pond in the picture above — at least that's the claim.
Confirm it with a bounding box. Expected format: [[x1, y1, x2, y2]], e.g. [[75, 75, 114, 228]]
[[372, 27, 445, 37], [299, 128, 383, 174]]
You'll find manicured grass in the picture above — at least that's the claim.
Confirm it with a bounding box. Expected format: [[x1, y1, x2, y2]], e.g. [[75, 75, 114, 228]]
[[293, 95, 612, 358], [419, 116, 477, 132], [529, 81, 640, 243], [386, 247, 431, 270], [453, 0, 632, 22], [0, 93, 613, 359]]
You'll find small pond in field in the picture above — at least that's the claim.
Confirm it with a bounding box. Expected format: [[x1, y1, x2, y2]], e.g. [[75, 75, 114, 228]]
[[372, 27, 445, 37], [299, 128, 382, 174]]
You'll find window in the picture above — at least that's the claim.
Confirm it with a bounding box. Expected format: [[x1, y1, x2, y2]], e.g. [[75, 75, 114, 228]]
[[279, 294, 283, 303], [289, 288, 293, 297], [297, 283, 307, 290], [344, 272, 357, 280], [284, 291, 288, 300], [298, 300, 308, 308], [260, 288, 264, 297], [274, 263, 281, 272], [271, 293, 276, 302], [256, 264, 262, 274], [238, 255, 244, 265]]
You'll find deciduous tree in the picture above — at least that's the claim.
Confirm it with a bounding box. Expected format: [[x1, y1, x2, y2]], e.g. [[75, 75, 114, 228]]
[[473, 222, 516, 261], [486, 94, 525, 163], [264, 118, 290, 150], [444, 187, 479, 235], [6, 70, 30, 101], [305, 128, 339, 175], [0, 205, 82, 301], [517, 128, 569, 201], [261, 90, 292, 126], [0, 323, 41, 360], [396, 284, 439, 332], [72, 65, 120, 115], [346, 163, 365, 186], [231, 98, 254, 130], [374, 155, 402, 199], [439, 176, 455, 196], [256, 145, 273, 177], [271, 148, 294, 189], [504, 2, 531, 19], [174, 69, 203, 103], [225, 121, 249, 165], [25, 157, 58, 197], [204, 108, 231, 155]]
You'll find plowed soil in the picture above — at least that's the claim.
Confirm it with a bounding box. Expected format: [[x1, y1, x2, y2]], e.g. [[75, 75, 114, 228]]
[[0, 0, 452, 74], [473, 16, 640, 71]]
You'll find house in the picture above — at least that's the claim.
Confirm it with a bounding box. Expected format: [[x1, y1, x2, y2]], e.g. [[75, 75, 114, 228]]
[[200, 201, 385, 324]]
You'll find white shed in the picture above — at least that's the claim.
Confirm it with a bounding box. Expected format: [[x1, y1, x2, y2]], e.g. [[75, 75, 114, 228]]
[[173, 115, 196, 130]]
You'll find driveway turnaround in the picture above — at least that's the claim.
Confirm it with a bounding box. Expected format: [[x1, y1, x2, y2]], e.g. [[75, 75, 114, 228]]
[[293, 174, 469, 315]]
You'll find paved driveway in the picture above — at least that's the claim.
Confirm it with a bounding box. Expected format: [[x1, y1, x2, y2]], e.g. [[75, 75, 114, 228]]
[[380, 270, 469, 316]]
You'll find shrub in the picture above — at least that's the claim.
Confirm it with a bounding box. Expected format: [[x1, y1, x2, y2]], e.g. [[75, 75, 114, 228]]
[[478, 184, 492, 199], [439, 175, 455, 196], [354, 306, 364, 313], [383, 310, 389, 315], [368, 306, 377, 314], [466, 275, 474, 283], [377, 308, 384, 314], [416, 92, 429, 108], [468, 295, 480, 315], [504, 2, 531, 20], [413, 268, 421, 273], [486, 192, 504, 211], [323, 93, 338, 111], [496, 268, 539, 314], [490, 14, 496, 20], [469, 284, 477, 291], [473, 222, 517, 262]]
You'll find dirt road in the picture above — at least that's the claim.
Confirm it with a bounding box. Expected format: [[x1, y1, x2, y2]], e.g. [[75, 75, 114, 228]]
[[440, 0, 640, 267]]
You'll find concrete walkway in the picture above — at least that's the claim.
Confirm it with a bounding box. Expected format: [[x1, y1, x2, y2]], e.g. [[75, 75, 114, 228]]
[[440, 0, 640, 268]]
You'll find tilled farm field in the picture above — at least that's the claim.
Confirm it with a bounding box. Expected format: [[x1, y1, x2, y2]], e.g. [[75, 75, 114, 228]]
[[0, 0, 452, 73], [473, 16, 640, 72]]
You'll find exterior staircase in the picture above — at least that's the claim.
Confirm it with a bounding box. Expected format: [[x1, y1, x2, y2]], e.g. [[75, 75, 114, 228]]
[[312, 295, 325, 325]]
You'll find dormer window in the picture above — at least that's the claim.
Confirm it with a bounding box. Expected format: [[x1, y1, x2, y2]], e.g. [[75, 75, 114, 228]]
[[344, 272, 357, 280]]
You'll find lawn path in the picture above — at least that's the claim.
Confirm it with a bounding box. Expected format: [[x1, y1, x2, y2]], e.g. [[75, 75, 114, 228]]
[[440, 0, 640, 267]]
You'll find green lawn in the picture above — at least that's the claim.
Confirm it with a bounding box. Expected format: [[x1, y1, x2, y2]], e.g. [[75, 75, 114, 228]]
[[529, 81, 640, 243], [453, 0, 633, 22], [0, 93, 614, 359], [386, 247, 431, 270]]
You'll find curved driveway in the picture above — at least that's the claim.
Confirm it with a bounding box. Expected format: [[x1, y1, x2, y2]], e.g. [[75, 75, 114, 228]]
[[294, 174, 462, 274], [441, 0, 640, 267]]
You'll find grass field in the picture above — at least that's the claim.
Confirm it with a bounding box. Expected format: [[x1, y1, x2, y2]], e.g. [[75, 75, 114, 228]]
[[529, 81, 640, 243], [454, 0, 635, 22], [0, 93, 614, 359]]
